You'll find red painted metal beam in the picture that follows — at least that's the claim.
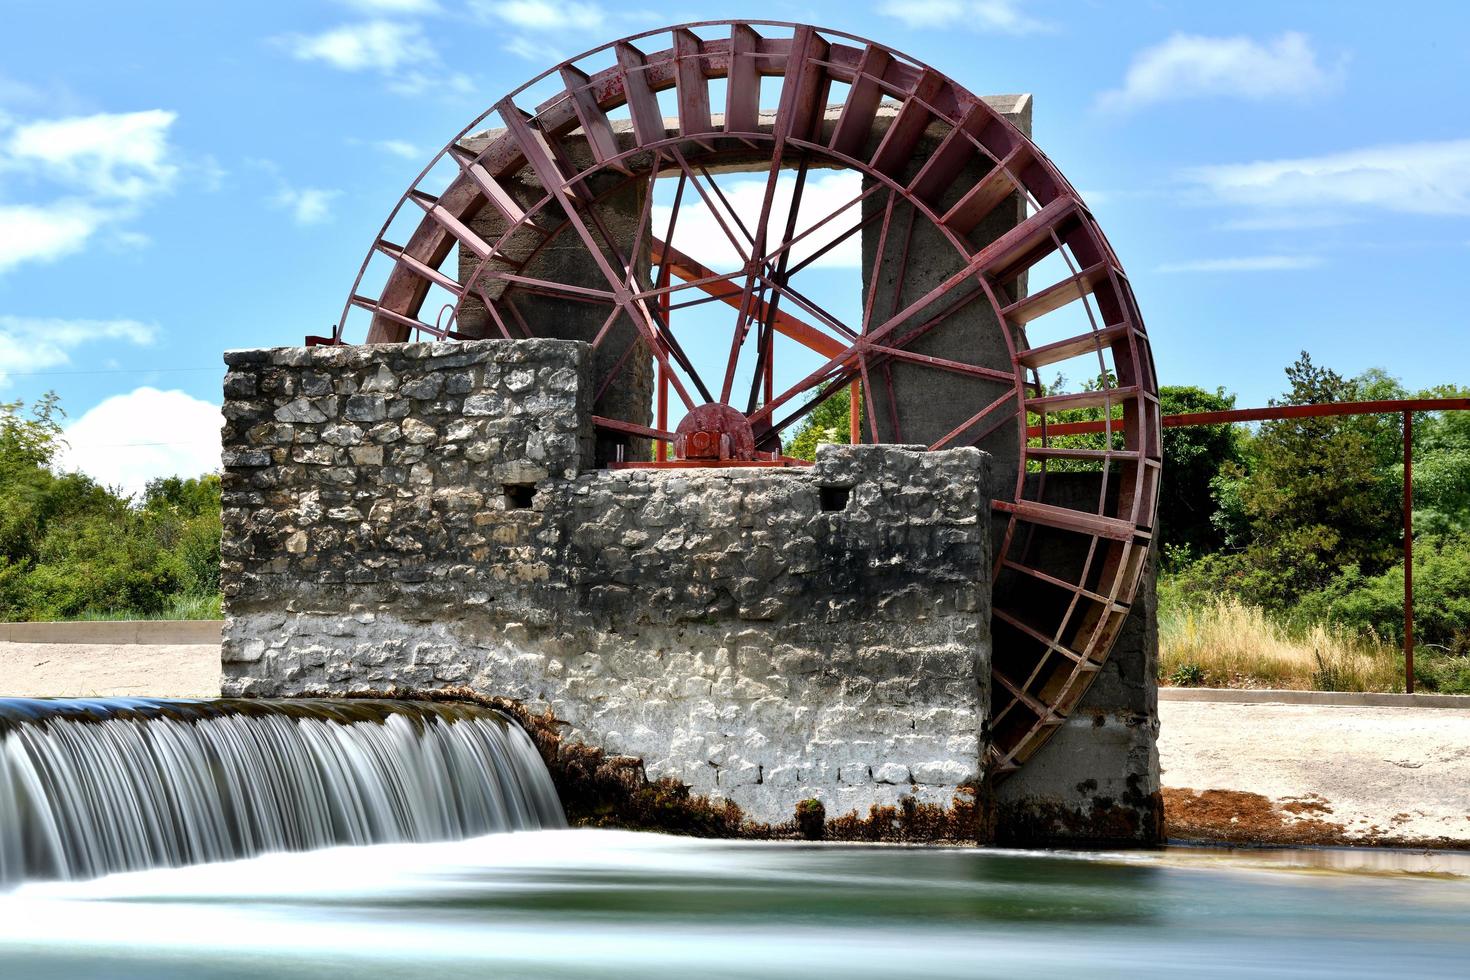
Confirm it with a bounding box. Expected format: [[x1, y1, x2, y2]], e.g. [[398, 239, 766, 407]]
[[1026, 396, 1470, 698], [1026, 397, 1470, 438], [650, 239, 847, 359], [1404, 410, 1415, 695]]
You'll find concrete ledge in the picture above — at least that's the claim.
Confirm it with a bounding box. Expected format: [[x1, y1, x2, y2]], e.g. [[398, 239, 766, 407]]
[[1161, 687, 1470, 710], [0, 620, 222, 645]]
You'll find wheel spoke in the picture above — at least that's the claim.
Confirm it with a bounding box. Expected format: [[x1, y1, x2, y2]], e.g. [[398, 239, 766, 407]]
[[653, 170, 688, 291], [667, 148, 750, 264], [762, 180, 885, 274], [866, 343, 1015, 383], [697, 164, 758, 249], [779, 196, 886, 280], [929, 388, 1019, 450], [865, 197, 1078, 349], [472, 287, 517, 340], [757, 274, 857, 341], [482, 271, 615, 302]]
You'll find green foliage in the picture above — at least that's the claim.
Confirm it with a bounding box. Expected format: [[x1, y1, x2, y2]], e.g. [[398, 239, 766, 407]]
[[0, 392, 64, 467], [1157, 385, 1245, 557], [1405, 383, 1470, 537], [1169, 662, 1206, 687], [785, 384, 858, 461], [1414, 652, 1470, 695], [1231, 351, 1399, 605], [1294, 533, 1470, 655], [0, 395, 221, 622], [1161, 352, 1470, 673], [142, 474, 223, 597]]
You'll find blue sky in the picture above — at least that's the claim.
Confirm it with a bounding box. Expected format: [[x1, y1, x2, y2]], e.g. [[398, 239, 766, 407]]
[[1, 0, 1467, 493]]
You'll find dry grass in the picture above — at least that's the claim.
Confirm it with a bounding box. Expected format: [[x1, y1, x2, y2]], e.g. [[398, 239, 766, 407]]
[[1159, 598, 1403, 692]]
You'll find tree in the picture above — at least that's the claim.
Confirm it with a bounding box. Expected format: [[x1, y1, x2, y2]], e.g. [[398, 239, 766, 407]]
[[1234, 351, 1398, 604], [143, 474, 223, 597], [1402, 383, 1470, 537], [1156, 385, 1244, 559], [785, 385, 857, 460], [0, 394, 222, 620]]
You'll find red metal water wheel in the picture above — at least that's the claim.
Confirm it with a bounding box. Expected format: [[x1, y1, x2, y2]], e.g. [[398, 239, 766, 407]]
[[335, 21, 1161, 779]]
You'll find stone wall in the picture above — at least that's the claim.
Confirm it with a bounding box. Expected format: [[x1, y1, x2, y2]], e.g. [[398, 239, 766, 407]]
[[220, 339, 992, 827]]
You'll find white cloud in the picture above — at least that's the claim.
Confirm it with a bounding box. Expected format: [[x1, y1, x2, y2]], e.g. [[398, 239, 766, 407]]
[[1185, 139, 1470, 217], [503, 35, 566, 63], [653, 171, 865, 273], [338, 0, 441, 11], [478, 1, 606, 31], [0, 74, 44, 108], [0, 108, 179, 274], [373, 139, 419, 158], [276, 19, 474, 96], [0, 315, 158, 385], [280, 20, 435, 73], [1155, 255, 1323, 274], [386, 68, 473, 97], [3, 109, 179, 200], [1215, 212, 1357, 232], [875, 0, 1051, 34], [1099, 32, 1343, 111], [0, 201, 109, 273], [273, 186, 341, 225], [56, 387, 222, 497]]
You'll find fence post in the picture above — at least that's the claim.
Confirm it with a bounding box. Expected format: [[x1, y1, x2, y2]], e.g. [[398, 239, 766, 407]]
[[1404, 410, 1414, 695]]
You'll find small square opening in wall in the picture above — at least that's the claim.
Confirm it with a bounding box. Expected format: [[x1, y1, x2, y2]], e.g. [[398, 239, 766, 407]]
[[503, 483, 537, 509], [819, 486, 851, 512]]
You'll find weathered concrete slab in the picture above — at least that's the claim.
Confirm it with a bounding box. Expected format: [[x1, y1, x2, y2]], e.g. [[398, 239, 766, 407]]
[[1161, 688, 1470, 709], [1161, 699, 1470, 846], [0, 620, 223, 645]]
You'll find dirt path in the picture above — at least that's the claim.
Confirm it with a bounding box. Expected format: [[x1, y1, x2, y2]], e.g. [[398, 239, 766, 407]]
[[0, 642, 219, 699], [1159, 700, 1470, 848]]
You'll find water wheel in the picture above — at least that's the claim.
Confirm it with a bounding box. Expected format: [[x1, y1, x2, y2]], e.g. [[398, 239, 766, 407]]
[[331, 21, 1161, 778]]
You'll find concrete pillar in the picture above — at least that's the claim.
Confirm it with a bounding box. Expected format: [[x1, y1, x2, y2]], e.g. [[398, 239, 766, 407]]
[[860, 95, 1031, 499], [454, 134, 653, 467], [991, 472, 1163, 846]]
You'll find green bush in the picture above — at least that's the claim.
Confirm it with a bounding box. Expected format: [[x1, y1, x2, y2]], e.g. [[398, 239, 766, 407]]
[[1169, 662, 1206, 687], [0, 396, 222, 622], [1294, 534, 1470, 655], [1415, 652, 1470, 695]]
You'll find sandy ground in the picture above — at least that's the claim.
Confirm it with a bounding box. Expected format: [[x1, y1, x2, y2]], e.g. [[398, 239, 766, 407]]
[[2, 641, 1466, 846], [0, 642, 219, 699], [1159, 700, 1470, 847]]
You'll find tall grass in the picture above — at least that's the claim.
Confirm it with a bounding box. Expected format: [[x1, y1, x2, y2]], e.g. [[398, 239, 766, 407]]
[[1158, 597, 1404, 692], [63, 592, 223, 623]]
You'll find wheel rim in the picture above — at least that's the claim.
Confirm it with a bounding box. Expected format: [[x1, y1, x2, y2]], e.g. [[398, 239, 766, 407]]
[[333, 21, 1162, 778]]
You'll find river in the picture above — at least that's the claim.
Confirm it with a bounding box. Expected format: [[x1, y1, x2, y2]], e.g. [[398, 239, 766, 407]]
[[2, 829, 1467, 978]]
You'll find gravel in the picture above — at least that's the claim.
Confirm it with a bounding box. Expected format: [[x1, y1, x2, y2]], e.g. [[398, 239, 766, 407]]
[[0, 642, 219, 700], [1160, 700, 1470, 845]]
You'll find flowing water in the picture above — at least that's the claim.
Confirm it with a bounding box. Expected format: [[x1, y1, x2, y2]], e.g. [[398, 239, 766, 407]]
[[0, 697, 564, 885], [3, 698, 1469, 977], [1, 831, 1469, 978]]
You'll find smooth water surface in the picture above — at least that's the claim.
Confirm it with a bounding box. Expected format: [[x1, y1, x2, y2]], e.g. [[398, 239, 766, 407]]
[[2, 829, 1468, 978]]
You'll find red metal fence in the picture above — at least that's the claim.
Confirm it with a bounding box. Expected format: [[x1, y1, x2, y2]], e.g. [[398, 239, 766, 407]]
[[1030, 397, 1470, 694]]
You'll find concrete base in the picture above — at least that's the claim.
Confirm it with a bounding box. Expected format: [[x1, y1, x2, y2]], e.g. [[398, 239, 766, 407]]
[[0, 620, 223, 645], [992, 551, 1162, 846]]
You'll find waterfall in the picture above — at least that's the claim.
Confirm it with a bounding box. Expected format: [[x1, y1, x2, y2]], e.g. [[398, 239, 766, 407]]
[[0, 697, 565, 886]]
